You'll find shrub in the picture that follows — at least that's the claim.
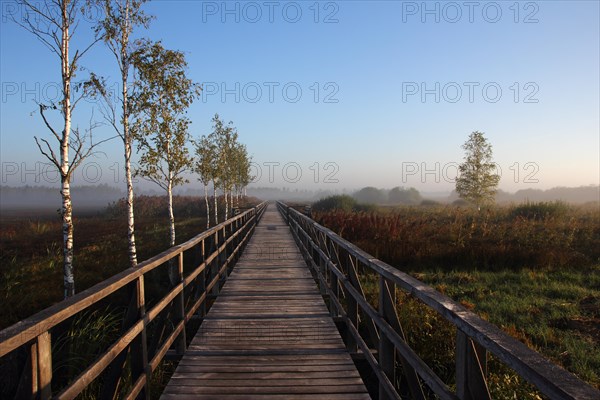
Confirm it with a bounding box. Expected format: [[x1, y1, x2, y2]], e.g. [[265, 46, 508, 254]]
[[421, 199, 441, 206], [452, 198, 470, 207], [354, 203, 378, 212], [511, 200, 570, 220], [312, 195, 358, 212]]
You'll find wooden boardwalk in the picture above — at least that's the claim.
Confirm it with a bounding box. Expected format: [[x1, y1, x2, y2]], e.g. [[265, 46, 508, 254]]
[[161, 204, 370, 399]]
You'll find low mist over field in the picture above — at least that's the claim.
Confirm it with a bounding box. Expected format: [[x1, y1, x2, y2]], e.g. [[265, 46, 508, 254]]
[[1, 184, 598, 213]]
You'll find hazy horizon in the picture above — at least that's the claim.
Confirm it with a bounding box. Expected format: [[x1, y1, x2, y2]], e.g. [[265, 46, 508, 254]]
[[1, 183, 598, 213]]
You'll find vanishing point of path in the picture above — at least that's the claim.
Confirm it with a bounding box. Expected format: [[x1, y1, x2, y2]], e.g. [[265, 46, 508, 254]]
[[160, 204, 371, 399]]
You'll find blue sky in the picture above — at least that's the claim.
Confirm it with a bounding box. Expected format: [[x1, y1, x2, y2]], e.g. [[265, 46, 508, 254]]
[[1, 0, 599, 193]]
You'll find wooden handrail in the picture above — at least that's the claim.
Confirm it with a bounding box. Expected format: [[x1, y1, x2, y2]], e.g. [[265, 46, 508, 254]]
[[276, 201, 600, 400], [0, 201, 267, 400]]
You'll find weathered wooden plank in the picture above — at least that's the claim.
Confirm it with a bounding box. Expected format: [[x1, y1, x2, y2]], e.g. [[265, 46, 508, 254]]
[[169, 370, 362, 380], [177, 354, 355, 363], [160, 204, 369, 399], [161, 394, 371, 400], [174, 364, 361, 372], [163, 384, 370, 394]]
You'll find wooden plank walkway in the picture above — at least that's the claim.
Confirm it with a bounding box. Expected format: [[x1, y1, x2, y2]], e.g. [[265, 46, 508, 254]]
[[161, 204, 371, 399]]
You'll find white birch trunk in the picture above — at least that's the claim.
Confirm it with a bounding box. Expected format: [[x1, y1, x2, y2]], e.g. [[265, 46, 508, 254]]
[[61, 2, 74, 298], [204, 182, 210, 229], [167, 177, 178, 286], [213, 180, 218, 225], [124, 140, 137, 266], [168, 179, 175, 246], [224, 188, 229, 220], [123, 63, 137, 268]]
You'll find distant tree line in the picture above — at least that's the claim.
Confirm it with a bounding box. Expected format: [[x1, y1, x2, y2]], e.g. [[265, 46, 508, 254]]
[[351, 186, 423, 205]]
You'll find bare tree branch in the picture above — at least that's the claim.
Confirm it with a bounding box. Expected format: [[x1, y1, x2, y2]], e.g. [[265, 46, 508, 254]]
[[34, 136, 61, 169], [38, 103, 62, 144]]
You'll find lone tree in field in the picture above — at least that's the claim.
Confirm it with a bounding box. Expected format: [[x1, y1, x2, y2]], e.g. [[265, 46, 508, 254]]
[[132, 41, 200, 279], [95, 0, 152, 268], [13, 0, 104, 297], [455, 131, 500, 210]]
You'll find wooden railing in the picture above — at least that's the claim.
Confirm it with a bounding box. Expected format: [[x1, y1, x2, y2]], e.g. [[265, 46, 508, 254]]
[[276, 201, 599, 400], [0, 202, 267, 400]]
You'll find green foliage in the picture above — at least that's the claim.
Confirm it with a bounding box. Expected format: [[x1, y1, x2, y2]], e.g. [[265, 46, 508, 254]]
[[202, 114, 253, 197], [455, 131, 500, 209], [98, 0, 152, 47], [511, 200, 570, 220], [131, 41, 200, 191], [193, 134, 217, 186]]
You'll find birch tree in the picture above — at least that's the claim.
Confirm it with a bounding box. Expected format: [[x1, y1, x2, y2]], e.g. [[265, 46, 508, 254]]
[[455, 131, 500, 210], [212, 114, 238, 220], [207, 114, 224, 225], [232, 142, 252, 206], [93, 0, 151, 267], [13, 0, 104, 297], [193, 134, 217, 229], [131, 41, 200, 262]]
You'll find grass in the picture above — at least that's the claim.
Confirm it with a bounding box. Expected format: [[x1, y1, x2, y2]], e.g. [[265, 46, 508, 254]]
[[314, 201, 600, 393], [0, 212, 206, 328], [416, 268, 600, 385]]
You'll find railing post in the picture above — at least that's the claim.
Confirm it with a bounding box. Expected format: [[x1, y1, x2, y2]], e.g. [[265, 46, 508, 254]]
[[456, 330, 491, 400], [379, 276, 395, 400], [175, 252, 187, 355], [316, 233, 327, 297], [343, 252, 358, 353], [380, 275, 425, 400], [347, 256, 380, 349], [211, 231, 219, 296], [35, 331, 52, 400], [199, 239, 207, 317], [221, 226, 228, 285], [327, 238, 339, 317], [129, 275, 150, 400], [286, 204, 290, 224]]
